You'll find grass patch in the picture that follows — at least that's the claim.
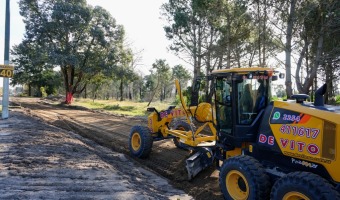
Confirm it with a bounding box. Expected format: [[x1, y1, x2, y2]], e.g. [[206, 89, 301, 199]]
[[104, 104, 135, 111], [89, 101, 106, 107], [73, 98, 176, 116]]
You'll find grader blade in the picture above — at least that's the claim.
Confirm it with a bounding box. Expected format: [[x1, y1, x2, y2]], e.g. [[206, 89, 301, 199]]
[[186, 147, 214, 180]]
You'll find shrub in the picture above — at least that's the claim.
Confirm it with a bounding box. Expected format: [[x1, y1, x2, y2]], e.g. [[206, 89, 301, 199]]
[[40, 87, 47, 98], [336, 95, 340, 104]]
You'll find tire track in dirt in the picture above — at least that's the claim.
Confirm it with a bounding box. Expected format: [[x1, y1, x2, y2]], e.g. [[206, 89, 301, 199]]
[[11, 97, 223, 200]]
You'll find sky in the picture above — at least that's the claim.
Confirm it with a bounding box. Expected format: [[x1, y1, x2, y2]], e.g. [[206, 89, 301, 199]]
[[0, 0, 187, 84], [86, 0, 187, 74]]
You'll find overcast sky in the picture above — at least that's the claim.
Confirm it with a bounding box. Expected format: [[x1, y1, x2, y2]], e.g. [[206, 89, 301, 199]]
[[0, 0, 187, 78]]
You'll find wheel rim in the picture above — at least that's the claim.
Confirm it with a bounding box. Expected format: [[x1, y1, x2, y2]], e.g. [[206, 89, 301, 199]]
[[131, 132, 141, 151], [283, 191, 310, 200], [226, 170, 249, 200]]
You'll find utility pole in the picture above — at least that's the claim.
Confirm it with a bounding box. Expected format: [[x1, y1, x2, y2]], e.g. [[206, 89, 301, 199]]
[[2, 0, 11, 119]]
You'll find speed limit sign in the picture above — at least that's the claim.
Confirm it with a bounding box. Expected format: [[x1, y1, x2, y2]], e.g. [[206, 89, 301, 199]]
[[0, 64, 14, 78]]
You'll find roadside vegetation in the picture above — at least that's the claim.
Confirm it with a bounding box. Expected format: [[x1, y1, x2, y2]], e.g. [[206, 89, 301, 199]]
[[10, 0, 340, 106], [73, 98, 175, 117]]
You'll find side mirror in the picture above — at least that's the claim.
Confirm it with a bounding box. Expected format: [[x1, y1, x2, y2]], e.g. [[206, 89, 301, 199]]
[[272, 75, 278, 81], [279, 73, 285, 79]]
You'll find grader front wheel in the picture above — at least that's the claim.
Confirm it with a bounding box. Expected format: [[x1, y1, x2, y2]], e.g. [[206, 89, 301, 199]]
[[219, 155, 270, 200], [129, 126, 153, 158]]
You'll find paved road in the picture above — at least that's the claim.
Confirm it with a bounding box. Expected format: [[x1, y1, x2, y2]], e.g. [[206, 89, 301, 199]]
[[0, 110, 193, 200]]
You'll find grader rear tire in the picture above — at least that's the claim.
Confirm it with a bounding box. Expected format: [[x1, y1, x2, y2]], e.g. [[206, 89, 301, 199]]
[[219, 155, 270, 200], [129, 126, 153, 158], [270, 171, 340, 200]]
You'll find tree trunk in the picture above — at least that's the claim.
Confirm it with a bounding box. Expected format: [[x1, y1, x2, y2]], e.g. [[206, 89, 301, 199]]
[[325, 62, 334, 104], [84, 85, 87, 99], [62, 65, 75, 104], [28, 83, 32, 96], [147, 76, 160, 106], [303, 31, 324, 93], [190, 23, 202, 106], [295, 41, 308, 93], [262, 0, 267, 66], [226, 3, 231, 69], [120, 79, 124, 101], [139, 86, 142, 100], [129, 83, 132, 100], [257, 0, 262, 66], [285, 0, 297, 98]]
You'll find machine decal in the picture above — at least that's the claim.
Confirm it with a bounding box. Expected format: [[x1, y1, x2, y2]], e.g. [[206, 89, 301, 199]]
[[159, 110, 169, 119], [242, 75, 269, 80], [259, 134, 275, 145], [272, 111, 280, 120], [149, 118, 152, 126], [284, 151, 331, 164], [297, 114, 311, 124], [283, 114, 301, 122], [270, 108, 310, 124], [279, 125, 320, 139], [170, 108, 186, 118], [159, 108, 186, 119], [280, 138, 320, 155], [291, 158, 318, 168], [278, 123, 321, 156]]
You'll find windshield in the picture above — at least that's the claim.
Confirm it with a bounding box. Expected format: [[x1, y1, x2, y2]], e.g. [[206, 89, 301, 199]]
[[237, 76, 270, 125]]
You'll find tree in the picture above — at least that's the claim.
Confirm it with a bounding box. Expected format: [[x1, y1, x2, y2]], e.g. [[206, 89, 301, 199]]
[[292, 0, 340, 99], [162, 0, 281, 103], [149, 59, 172, 105], [86, 73, 109, 100], [132, 73, 145, 101], [18, 0, 125, 104], [172, 64, 191, 88], [11, 40, 62, 96], [162, 0, 221, 105], [144, 72, 158, 105]]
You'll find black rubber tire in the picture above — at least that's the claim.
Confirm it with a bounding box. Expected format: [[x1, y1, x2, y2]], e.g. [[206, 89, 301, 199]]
[[172, 120, 191, 149], [219, 155, 271, 200], [271, 171, 340, 200], [128, 126, 153, 158]]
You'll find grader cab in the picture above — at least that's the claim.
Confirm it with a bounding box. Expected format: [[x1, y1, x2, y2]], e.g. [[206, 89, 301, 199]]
[[129, 67, 340, 199]]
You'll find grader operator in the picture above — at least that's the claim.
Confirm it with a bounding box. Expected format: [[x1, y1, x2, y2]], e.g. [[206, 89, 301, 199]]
[[129, 67, 340, 199]]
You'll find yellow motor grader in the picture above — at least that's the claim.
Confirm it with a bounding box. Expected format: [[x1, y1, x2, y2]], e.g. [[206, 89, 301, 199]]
[[129, 67, 340, 199]]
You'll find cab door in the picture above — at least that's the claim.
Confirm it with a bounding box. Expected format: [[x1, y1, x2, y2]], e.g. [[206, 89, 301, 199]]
[[215, 77, 233, 134]]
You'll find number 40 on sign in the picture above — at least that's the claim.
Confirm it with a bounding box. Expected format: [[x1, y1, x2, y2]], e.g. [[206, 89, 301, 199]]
[[0, 64, 14, 78]]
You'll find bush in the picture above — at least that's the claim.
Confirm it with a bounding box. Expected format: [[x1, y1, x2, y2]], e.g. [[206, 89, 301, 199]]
[[336, 95, 340, 104], [40, 87, 47, 98], [173, 95, 188, 106]]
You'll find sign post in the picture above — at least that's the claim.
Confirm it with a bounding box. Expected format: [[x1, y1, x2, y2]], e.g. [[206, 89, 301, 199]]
[[2, 0, 11, 119]]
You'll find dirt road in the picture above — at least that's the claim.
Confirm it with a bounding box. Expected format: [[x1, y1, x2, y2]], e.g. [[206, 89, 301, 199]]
[[0, 109, 192, 200], [10, 97, 223, 200]]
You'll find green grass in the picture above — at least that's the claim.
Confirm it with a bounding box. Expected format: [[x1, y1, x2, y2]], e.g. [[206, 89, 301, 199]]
[[72, 98, 176, 116], [336, 95, 340, 105]]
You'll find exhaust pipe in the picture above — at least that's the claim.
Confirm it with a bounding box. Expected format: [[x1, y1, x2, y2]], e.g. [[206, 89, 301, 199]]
[[314, 83, 327, 106]]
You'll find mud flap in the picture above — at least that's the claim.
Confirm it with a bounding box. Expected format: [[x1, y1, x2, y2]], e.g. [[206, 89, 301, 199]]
[[186, 147, 214, 180]]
